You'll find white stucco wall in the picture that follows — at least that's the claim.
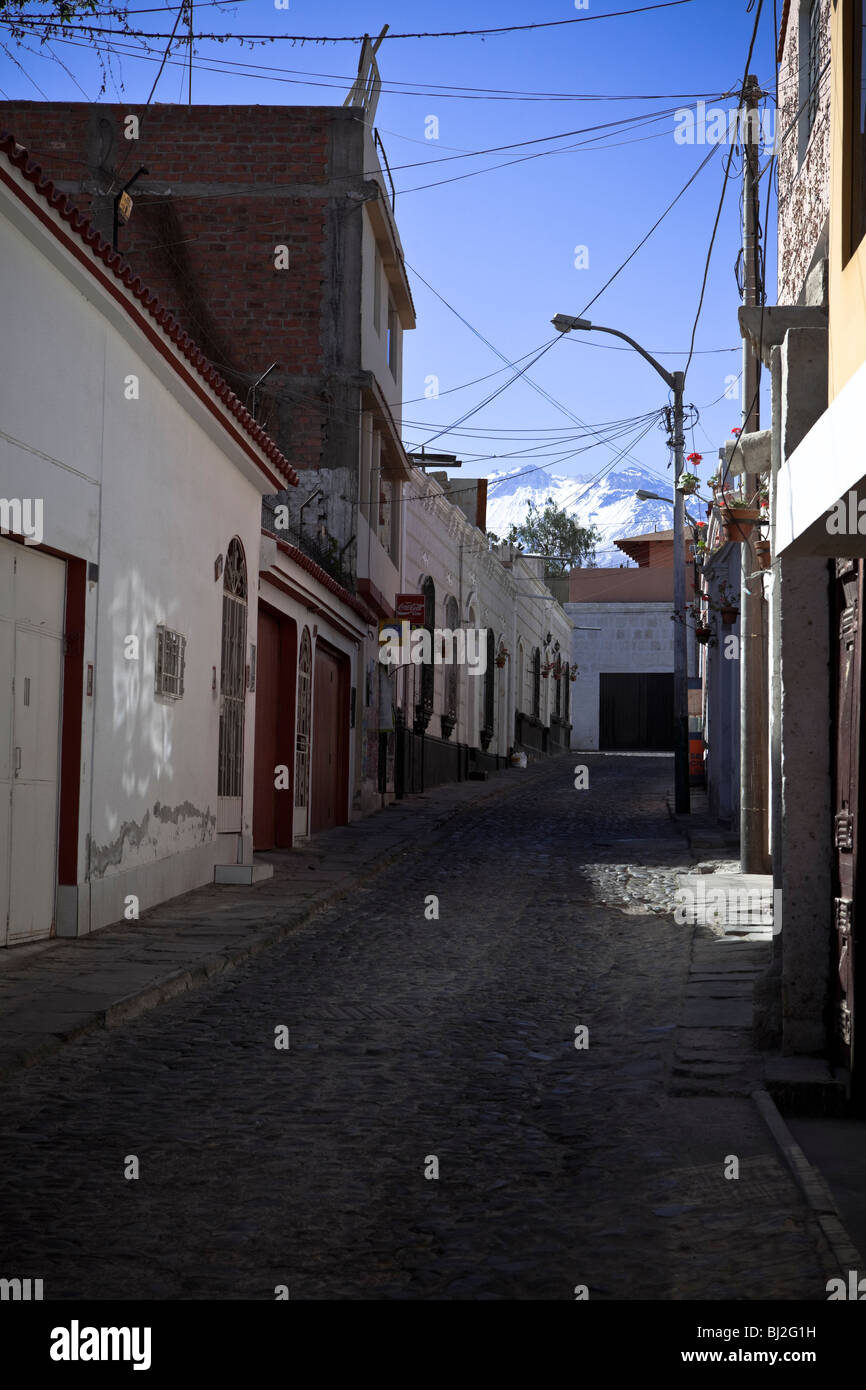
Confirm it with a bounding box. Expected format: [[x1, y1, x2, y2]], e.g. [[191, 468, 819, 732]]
[[565, 601, 674, 749], [0, 171, 281, 935], [401, 469, 572, 755]]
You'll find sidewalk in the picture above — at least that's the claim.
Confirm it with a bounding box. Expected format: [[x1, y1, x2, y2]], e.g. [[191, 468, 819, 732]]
[[672, 787, 865, 1279], [0, 759, 556, 1081]]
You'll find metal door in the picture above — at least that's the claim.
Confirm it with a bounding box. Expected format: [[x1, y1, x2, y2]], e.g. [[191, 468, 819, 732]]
[[833, 558, 862, 1079], [310, 646, 348, 834], [0, 539, 65, 944]]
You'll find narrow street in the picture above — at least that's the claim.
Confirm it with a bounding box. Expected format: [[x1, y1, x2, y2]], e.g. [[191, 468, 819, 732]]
[[0, 757, 831, 1300]]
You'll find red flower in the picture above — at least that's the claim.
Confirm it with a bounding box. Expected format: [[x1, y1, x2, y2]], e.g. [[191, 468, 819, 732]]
[[687, 452, 703, 464], [731, 426, 742, 436]]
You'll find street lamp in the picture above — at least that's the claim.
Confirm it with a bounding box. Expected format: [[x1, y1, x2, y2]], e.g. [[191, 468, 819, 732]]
[[554, 313, 689, 813], [634, 489, 700, 529]]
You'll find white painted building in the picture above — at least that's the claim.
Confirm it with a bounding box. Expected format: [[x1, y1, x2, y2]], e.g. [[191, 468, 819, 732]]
[[397, 464, 573, 779], [0, 135, 301, 943]]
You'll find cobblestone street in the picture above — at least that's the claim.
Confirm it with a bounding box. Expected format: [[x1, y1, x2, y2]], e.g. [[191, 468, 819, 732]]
[[0, 756, 836, 1300]]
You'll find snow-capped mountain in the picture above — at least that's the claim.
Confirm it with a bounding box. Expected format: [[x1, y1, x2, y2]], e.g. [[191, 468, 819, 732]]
[[485, 464, 685, 568]]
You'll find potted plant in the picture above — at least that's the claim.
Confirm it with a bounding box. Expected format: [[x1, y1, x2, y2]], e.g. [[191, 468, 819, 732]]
[[677, 471, 700, 495], [440, 711, 456, 740], [754, 537, 771, 570], [715, 581, 739, 626], [541, 661, 553, 679], [695, 623, 712, 644], [569, 667, 578, 682], [718, 496, 762, 543]]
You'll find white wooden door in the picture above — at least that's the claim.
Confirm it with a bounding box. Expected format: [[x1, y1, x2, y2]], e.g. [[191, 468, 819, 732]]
[[0, 539, 65, 945]]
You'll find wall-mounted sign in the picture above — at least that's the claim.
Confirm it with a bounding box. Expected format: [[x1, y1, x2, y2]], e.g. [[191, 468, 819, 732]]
[[395, 593, 425, 624]]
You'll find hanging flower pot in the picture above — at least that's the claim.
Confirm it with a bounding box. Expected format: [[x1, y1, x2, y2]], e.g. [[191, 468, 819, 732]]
[[687, 452, 703, 465], [495, 654, 507, 669], [695, 625, 712, 644], [569, 668, 578, 682], [754, 538, 771, 570], [677, 471, 700, 495], [719, 606, 739, 626], [719, 504, 762, 543]]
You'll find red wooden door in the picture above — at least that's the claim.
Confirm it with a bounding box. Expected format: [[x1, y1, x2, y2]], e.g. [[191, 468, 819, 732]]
[[253, 609, 297, 851], [310, 646, 348, 834]]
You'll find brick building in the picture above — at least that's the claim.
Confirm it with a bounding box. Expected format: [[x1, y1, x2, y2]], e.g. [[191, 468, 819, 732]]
[[0, 100, 416, 814]]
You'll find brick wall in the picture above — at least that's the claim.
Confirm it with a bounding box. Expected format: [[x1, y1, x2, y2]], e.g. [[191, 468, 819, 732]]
[[0, 102, 364, 473]]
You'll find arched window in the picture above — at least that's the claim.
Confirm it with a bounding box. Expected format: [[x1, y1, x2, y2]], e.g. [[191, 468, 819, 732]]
[[295, 628, 312, 809], [218, 538, 247, 830], [419, 576, 435, 720], [444, 596, 459, 720], [481, 627, 495, 749], [532, 647, 541, 719]]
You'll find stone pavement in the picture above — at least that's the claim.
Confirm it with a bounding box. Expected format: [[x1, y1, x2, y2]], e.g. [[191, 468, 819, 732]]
[[0, 753, 856, 1300], [0, 761, 551, 1081]]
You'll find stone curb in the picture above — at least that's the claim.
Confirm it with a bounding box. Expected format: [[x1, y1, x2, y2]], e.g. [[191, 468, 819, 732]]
[[0, 763, 549, 1082], [752, 1086, 864, 1280]]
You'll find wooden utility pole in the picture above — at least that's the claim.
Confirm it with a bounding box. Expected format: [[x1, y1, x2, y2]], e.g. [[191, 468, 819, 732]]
[[740, 74, 771, 873]]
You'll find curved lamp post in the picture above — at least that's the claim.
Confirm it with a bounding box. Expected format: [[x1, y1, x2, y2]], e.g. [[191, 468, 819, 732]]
[[552, 314, 689, 813]]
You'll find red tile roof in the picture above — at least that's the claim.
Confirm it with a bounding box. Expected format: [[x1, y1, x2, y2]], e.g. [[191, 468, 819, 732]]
[[270, 533, 377, 626], [0, 131, 298, 488]]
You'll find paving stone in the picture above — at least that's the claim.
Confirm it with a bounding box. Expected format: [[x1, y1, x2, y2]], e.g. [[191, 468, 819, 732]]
[[0, 755, 835, 1300]]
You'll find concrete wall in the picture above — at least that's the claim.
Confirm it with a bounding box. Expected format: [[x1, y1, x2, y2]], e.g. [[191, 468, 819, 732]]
[[563, 601, 674, 750], [777, 0, 831, 307], [569, 568, 674, 602]]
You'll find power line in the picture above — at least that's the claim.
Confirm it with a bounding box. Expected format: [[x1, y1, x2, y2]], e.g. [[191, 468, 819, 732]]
[[0, 2, 696, 43], [683, 0, 766, 384]]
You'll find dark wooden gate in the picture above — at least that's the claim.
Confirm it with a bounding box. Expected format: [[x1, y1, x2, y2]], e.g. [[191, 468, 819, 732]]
[[599, 672, 674, 751], [833, 559, 863, 1084], [253, 607, 297, 850], [311, 644, 349, 834]]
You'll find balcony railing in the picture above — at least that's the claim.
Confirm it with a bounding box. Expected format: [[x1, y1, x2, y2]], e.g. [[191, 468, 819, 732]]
[[261, 497, 354, 591]]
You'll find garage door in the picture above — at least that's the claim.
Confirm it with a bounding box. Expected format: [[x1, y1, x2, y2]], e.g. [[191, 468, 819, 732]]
[[0, 539, 65, 944], [599, 672, 674, 751]]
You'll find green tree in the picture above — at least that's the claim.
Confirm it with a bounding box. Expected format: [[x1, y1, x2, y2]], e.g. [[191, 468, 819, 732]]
[[498, 496, 600, 575]]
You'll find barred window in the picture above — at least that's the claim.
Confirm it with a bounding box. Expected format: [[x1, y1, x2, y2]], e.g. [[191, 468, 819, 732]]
[[155, 626, 186, 700]]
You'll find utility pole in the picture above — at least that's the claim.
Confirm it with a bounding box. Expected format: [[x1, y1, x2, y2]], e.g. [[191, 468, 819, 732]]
[[672, 370, 690, 814], [740, 73, 770, 873]]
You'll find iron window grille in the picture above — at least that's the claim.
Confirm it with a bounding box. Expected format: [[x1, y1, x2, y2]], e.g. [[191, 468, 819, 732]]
[[155, 626, 186, 700]]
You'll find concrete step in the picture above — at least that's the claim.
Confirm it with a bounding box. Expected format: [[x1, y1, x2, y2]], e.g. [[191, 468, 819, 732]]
[[214, 860, 275, 886], [764, 1057, 849, 1117]]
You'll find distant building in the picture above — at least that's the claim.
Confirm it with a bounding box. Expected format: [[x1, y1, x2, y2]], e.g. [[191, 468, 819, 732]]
[[565, 528, 696, 751]]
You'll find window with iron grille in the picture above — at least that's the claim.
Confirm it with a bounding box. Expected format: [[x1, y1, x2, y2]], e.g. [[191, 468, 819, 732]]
[[807, 0, 821, 135], [218, 538, 248, 801], [798, 0, 823, 164], [155, 626, 186, 700]]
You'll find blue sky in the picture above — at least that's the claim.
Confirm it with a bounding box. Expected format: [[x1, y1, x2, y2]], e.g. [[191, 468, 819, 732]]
[[0, 0, 779, 511]]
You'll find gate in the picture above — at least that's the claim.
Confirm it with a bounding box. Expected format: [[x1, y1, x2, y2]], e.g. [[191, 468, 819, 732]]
[[217, 538, 247, 833], [833, 558, 862, 1084]]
